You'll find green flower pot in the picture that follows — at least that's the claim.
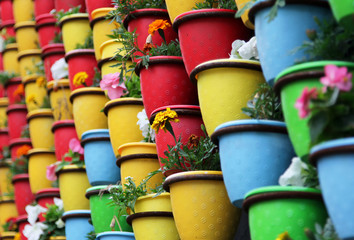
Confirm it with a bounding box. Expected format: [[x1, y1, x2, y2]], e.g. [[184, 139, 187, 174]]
[[328, 0, 354, 29], [243, 186, 328, 240], [274, 60, 354, 158], [85, 185, 133, 234]]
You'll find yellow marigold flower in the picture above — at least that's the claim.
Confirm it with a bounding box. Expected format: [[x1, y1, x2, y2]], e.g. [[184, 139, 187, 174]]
[[73, 72, 88, 87], [14, 233, 21, 240], [36, 76, 46, 87], [16, 144, 32, 157], [151, 107, 179, 133], [13, 84, 24, 97], [148, 19, 171, 35], [276, 231, 292, 240], [26, 94, 37, 104]]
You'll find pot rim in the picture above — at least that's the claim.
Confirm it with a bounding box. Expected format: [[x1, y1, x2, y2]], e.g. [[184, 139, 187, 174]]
[[9, 138, 31, 148], [116, 153, 158, 167], [118, 142, 157, 156], [136, 192, 170, 201], [56, 165, 86, 176], [59, 13, 89, 28], [0, 128, 9, 134], [42, 43, 65, 53], [96, 231, 135, 238], [47, 79, 70, 93], [14, 20, 36, 31], [27, 148, 55, 157], [135, 56, 184, 76], [16, 215, 29, 224], [103, 97, 143, 115], [126, 211, 173, 225], [61, 210, 91, 221], [123, 8, 169, 29], [69, 87, 105, 103], [51, 120, 75, 133], [2, 43, 18, 55], [26, 108, 53, 122], [0, 20, 15, 29], [4, 77, 22, 87], [64, 49, 95, 62], [35, 13, 56, 22], [0, 97, 9, 107], [85, 185, 110, 199], [81, 136, 111, 147], [90, 7, 116, 28], [22, 74, 44, 86], [11, 173, 29, 184], [6, 104, 27, 114], [17, 49, 41, 61], [36, 21, 56, 30], [148, 105, 201, 124], [35, 188, 60, 201], [97, 57, 116, 70]]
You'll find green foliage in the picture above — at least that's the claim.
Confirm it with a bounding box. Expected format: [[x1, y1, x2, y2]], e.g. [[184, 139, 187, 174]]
[[194, 0, 237, 10], [53, 6, 81, 22], [124, 73, 141, 98], [25, 60, 45, 76], [300, 155, 320, 189], [0, 72, 17, 86], [75, 32, 94, 49], [40, 96, 52, 109], [55, 149, 85, 173], [20, 125, 30, 138], [86, 231, 97, 240], [235, 0, 285, 22], [92, 67, 101, 87], [242, 83, 283, 121], [39, 204, 65, 240], [50, 32, 63, 44], [3, 37, 16, 48], [304, 218, 340, 240], [2, 218, 18, 232], [9, 156, 28, 178]]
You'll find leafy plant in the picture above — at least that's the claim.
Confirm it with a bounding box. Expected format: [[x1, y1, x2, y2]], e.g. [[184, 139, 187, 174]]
[[39, 204, 65, 240], [75, 32, 94, 49], [9, 156, 28, 178], [55, 149, 85, 173], [3, 37, 16, 48], [124, 73, 141, 98], [0, 72, 17, 86], [242, 83, 283, 121], [304, 218, 340, 240], [92, 67, 101, 87], [2, 217, 18, 232], [50, 32, 63, 44], [194, 0, 237, 10], [52, 6, 81, 22], [26, 60, 45, 76], [235, 0, 285, 22], [86, 231, 97, 240]]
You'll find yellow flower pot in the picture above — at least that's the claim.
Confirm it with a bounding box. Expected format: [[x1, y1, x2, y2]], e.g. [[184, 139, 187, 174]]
[[117, 142, 163, 191], [0, 98, 9, 128], [17, 49, 42, 79], [0, 198, 18, 233], [12, 0, 34, 23], [49, 236, 66, 240], [70, 87, 108, 139], [59, 13, 91, 53], [164, 171, 241, 240], [57, 165, 90, 211], [134, 193, 172, 213], [2, 44, 20, 75], [23, 75, 47, 112], [91, 8, 120, 60], [235, 0, 255, 29], [0, 161, 13, 196], [192, 59, 265, 135], [27, 149, 56, 194], [47, 79, 73, 121], [14, 21, 39, 52], [100, 39, 123, 60], [165, 0, 208, 23], [27, 109, 54, 149], [1, 232, 16, 240], [103, 98, 144, 156]]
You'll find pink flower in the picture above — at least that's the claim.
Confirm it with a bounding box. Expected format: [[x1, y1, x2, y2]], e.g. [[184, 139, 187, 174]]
[[69, 138, 84, 154], [100, 73, 128, 100], [46, 163, 57, 181], [320, 65, 353, 92], [295, 87, 318, 119]]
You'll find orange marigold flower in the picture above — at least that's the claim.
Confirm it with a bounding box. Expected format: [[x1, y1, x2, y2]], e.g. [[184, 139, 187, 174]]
[[148, 19, 171, 35], [16, 145, 32, 157], [188, 134, 199, 148], [143, 43, 154, 54], [13, 84, 24, 97]]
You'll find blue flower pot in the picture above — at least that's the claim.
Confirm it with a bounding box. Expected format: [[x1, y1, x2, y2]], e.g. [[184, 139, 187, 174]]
[[81, 129, 120, 186], [310, 138, 354, 240], [97, 232, 135, 240], [62, 210, 94, 240], [212, 120, 295, 208], [248, 0, 332, 85]]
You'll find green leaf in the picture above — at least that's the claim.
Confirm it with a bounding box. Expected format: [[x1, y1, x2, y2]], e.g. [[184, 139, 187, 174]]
[[308, 110, 329, 145]]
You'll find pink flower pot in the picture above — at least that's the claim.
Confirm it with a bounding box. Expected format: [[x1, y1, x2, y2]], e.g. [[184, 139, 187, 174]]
[[12, 174, 35, 215], [55, 0, 86, 13], [16, 215, 29, 240], [6, 105, 28, 140], [0, 128, 9, 152], [9, 138, 32, 161], [35, 188, 60, 222], [85, 0, 112, 20], [5, 77, 23, 105], [52, 120, 79, 161], [42, 44, 66, 81], [36, 14, 61, 48], [0, 0, 14, 22], [34, 0, 55, 17]]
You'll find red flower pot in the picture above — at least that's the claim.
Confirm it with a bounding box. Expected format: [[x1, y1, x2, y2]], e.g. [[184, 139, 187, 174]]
[[65, 49, 97, 91], [1, 20, 16, 38], [149, 105, 204, 175], [136, 56, 199, 118], [42, 44, 66, 82], [5, 77, 23, 105], [123, 9, 178, 61], [36, 14, 61, 48], [52, 120, 78, 161], [85, 0, 112, 20], [6, 105, 28, 140], [35, 188, 61, 222], [0, 52, 4, 72], [55, 0, 86, 13], [16, 215, 29, 240], [12, 174, 35, 215], [0, 83, 5, 98], [0, 0, 14, 22], [34, 0, 55, 18], [9, 138, 32, 161], [173, 9, 253, 77], [0, 128, 9, 151]]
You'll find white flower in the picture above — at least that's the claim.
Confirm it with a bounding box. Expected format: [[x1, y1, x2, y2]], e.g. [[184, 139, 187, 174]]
[[0, 36, 4, 52], [137, 109, 155, 141], [229, 40, 246, 59], [230, 37, 259, 60], [279, 157, 308, 187], [55, 218, 65, 228], [23, 222, 48, 240], [25, 204, 47, 225], [51, 58, 68, 80], [54, 198, 64, 211]]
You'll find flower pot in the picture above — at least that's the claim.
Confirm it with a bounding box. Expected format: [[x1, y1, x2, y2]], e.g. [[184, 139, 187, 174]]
[[243, 186, 328, 240], [123, 9, 177, 61], [149, 105, 204, 174], [0, 128, 10, 151], [47, 79, 73, 121], [59, 13, 91, 53], [1, 20, 16, 38], [96, 232, 135, 240], [9, 138, 32, 161], [310, 138, 354, 240], [0, 98, 9, 127], [117, 143, 163, 191], [1, 232, 16, 240], [12, 174, 35, 215], [49, 237, 66, 240], [55, 0, 86, 13], [5, 77, 23, 105], [0, 198, 18, 232], [27, 109, 54, 149], [35, 188, 61, 222], [0, 0, 14, 22], [34, 0, 55, 17], [191, 59, 265, 135], [136, 56, 199, 118], [235, 0, 254, 29], [0, 81, 5, 98], [211, 119, 295, 207], [35, 14, 61, 48], [23, 75, 47, 112], [2, 44, 20, 75], [165, 0, 207, 23], [81, 129, 121, 186], [329, 0, 354, 29], [174, 9, 252, 77], [274, 60, 354, 158], [14, 21, 39, 52], [6, 104, 28, 140], [85, 0, 112, 20], [91, 8, 119, 60], [0, 161, 13, 196], [62, 210, 94, 240], [57, 165, 91, 211], [103, 98, 144, 156], [163, 171, 241, 240], [65, 49, 97, 91], [52, 120, 78, 161], [13, 0, 34, 23], [17, 49, 42, 79], [134, 193, 172, 213], [27, 149, 56, 193], [98, 57, 126, 77], [85, 185, 133, 233], [70, 87, 108, 139], [248, 0, 332, 85], [42, 44, 66, 81], [16, 215, 29, 240]]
